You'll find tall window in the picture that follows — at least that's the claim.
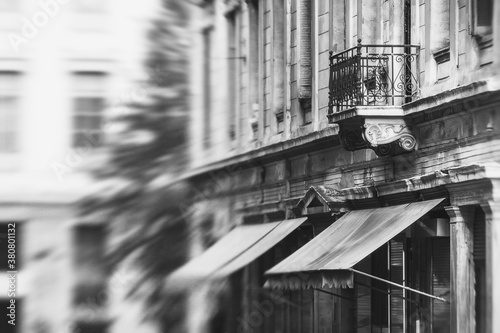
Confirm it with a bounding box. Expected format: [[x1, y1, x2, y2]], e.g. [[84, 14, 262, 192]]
[[202, 27, 213, 148], [0, 72, 21, 154], [71, 72, 107, 148], [227, 10, 238, 141], [247, 0, 259, 136], [72, 224, 108, 308]]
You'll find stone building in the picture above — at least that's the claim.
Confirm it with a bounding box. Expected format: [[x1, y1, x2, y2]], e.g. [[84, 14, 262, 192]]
[[172, 0, 500, 332]]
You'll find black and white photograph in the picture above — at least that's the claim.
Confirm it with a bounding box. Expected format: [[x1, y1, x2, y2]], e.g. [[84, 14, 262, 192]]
[[0, 0, 499, 332]]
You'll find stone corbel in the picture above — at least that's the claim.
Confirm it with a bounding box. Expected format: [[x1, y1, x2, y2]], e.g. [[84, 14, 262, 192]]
[[362, 122, 417, 156], [338, 119, 417, 157]]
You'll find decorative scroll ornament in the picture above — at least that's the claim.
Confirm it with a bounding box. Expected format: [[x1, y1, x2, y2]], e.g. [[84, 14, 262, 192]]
[[339, 129, 368, 151], [363, 123, 416, 152], [338, 122, 417, 157]]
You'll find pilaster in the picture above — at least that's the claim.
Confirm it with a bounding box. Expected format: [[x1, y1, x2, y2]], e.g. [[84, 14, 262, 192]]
[[444, 205, 475, 333]]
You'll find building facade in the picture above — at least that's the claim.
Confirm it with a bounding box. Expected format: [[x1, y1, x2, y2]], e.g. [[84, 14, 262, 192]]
[[0, 1, 159, 332], [178, 0, 500, 332]]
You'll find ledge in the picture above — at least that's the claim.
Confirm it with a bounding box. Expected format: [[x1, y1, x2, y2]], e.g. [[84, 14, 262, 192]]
[[341, 163, 500, 201], [403, 79, 500, 117], [185, 126, 339, 181], [328, 106, 405, 123]]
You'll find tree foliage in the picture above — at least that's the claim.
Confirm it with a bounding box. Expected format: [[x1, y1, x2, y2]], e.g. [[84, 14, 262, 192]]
[[80, 0, 192, 331]]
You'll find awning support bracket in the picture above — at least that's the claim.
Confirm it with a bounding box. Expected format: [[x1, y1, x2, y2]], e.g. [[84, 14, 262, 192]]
[[349, 268, 449, 303]]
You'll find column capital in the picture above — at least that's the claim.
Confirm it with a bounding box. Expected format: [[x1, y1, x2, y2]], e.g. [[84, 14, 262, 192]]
[[445, 205, 476, 224]]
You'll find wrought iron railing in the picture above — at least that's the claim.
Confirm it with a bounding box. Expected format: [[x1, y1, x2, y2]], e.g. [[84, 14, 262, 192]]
[[328, 40, 420, 114]]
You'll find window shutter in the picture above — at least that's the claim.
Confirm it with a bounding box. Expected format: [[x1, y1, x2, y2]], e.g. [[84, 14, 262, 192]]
[[431, 238, 451, 332], [474, 215, 486, 260], [390, 239, 405, 333], [297, 0, 312, 101]]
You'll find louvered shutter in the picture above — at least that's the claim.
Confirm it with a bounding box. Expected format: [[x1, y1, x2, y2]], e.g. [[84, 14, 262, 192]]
[[431, 238, 451, 333], [390, 239, 405, 333], [297, 0, 312, 101]]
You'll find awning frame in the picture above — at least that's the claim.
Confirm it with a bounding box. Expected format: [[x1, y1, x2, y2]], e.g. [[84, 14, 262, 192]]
[[350, 268, 448, 303]]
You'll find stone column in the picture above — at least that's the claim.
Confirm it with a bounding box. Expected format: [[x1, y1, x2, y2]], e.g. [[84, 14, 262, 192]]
[[445, 205, 475, 333], [480, 200, 500, 333]]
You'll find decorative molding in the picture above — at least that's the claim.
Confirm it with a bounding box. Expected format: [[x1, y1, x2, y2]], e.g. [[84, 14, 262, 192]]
[[337, 118, 417, 157], [339, 128, 368, 151], [293, 185, 347, 216], [433, 47, 451, 64]]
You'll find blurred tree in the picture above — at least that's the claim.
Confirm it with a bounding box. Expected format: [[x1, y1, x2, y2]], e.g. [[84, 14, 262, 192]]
[[80, 0, 191, 332]]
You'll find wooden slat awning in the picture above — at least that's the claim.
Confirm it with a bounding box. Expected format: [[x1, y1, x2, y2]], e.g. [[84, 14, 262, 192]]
[[167, 217, 307, 290], [264, 198, 444, 290]]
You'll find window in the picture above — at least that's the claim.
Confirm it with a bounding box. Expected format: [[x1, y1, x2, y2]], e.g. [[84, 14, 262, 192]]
[[72, 224, 107, 307], [202, 27, 213, 148], [71, 72, 107, 148], [471, 0, 493, 37], [227, 10, 238, 140], [247, 0, 259, 136], [0, 72, 21, 154]]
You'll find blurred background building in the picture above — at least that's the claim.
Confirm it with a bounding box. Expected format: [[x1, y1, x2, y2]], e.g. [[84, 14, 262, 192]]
[[0, 0, 161, 332], [172, 0, 500, 332]]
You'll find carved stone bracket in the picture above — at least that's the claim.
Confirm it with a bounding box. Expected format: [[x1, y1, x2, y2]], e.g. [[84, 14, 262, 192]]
[[338, 117, 417, 157]]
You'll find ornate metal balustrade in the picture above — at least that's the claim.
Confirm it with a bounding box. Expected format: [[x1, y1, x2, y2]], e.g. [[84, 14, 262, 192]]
[[328, 40, 420, 114]]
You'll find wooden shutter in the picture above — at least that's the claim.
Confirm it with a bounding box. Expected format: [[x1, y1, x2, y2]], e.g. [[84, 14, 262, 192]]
[[474, 214, 486, 261], [297, 0, 312, 101], [356, 258, 371, 333], [431, 238, 451, 333], [390, 239, 405, 333]]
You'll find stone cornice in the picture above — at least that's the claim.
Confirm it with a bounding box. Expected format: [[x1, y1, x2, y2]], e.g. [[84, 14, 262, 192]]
[[404, 79, 500, 123], [186, 126, 339, 181], [180, 80, 499, 185], [339, 163, 500, 202]]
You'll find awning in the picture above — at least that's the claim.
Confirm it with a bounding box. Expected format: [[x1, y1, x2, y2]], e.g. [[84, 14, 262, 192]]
[[167, 217, 307, 289], [264, 198, 444, 290]]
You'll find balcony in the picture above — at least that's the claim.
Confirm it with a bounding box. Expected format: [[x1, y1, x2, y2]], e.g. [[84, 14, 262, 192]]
[[327, 41, 421, 156]]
